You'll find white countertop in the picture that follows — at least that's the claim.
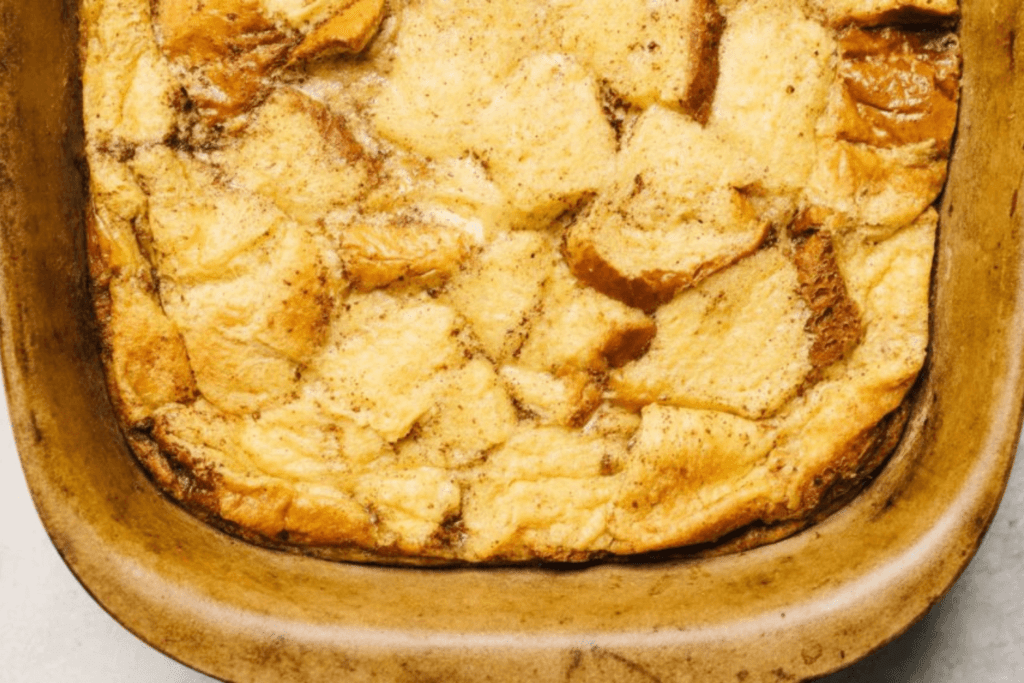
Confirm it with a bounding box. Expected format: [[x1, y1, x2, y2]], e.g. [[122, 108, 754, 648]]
[[2, 385, 1021, 682]]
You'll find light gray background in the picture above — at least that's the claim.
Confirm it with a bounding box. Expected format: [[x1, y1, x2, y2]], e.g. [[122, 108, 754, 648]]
[[2, 385, 1021, 682]]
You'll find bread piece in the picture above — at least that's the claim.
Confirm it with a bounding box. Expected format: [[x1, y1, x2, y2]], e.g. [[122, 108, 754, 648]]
[[86, 156, 152, 277], [792, 231, 863, 382], [103, 277, 198, 422], [341, 219, 473, 291], [461, 426, 625, 562], [309, 293, 463, 442], [610, 406, 775, 552], [552, 0, 725, 120], [236, 399, 388, 478], [351, 464, 462, 552], [161, 224, 338, 364], [803, 26, 959, 235], [768, 211, 935, 515], [803, 140, 950, 237], [831, 28, 960, 152], [499, 365, 603, 428], [397, 359, 518, 469], [153, 0, 294, 119], [443, 231, 557, 363], [371, 0, 552, 160], [150, 400, 379, 546], [288, 0, 386, 63], [131, 146, 280, 283], [517, 263, 656, 373], [82, 0, 179, 145], [565, 107, 770, 311], [153, 0, 385, 119], [470, 54, 617, 221], [610, 248, 814, 420], [216, 88, 373, 223], [710, 1, 835, 195], [261, 0, 374, 28]]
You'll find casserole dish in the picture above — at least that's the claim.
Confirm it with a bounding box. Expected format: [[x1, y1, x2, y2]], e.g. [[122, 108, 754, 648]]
[[1, 0, 1022, 680]]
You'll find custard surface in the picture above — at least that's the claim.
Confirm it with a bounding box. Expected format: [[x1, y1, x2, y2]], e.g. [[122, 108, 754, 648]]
[[84, 0, 958, 562]]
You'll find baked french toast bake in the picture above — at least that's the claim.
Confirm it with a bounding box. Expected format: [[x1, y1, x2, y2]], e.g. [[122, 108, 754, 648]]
[[83, 0, 959, 563]]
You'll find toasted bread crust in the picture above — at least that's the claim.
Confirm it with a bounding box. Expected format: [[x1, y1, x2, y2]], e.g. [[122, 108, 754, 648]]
[[154, 0, 294, 119], [835, 27, 960, 151], [564, 220, 770, 314], [683, 1, 727, 124], [793, 231, 863, 381]]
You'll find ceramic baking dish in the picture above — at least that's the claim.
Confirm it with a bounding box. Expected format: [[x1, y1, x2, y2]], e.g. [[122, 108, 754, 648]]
[[2, 1, 1023, 680]]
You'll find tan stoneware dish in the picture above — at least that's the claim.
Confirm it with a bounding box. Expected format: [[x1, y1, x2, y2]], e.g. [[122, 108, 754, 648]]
[[2, 0, 1023, 680]]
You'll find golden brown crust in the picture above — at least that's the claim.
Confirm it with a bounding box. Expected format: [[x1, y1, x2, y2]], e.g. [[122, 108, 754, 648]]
[[341, 220, 472, 291], [683, 0, 727, 124], [807, 0, 959, 28], [154, 0, 294, 119], [288, 0, 386, 63], [563, 110, 772, 313], [793, 231, 863, 382], [835, 27, 960, 151], [565, 236, 680, 314], [564, 218, 770, 314]]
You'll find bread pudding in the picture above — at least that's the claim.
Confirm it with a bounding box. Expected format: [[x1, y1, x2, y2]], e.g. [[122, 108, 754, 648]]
[[82, 0, 960, 563]]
